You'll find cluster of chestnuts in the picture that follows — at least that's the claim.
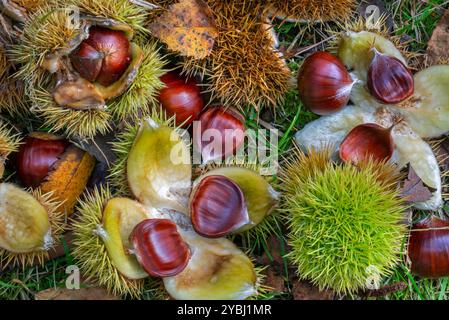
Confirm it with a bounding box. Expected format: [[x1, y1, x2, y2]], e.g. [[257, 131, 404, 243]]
[[295, 29, 449, 282]]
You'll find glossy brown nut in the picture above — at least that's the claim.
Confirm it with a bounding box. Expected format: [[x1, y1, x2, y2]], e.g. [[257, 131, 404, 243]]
[[194, 106, 245, 162], [190, 175, 249, 238], [70, 26, 131, 87], [130, 219, 190, 278], [16, 132, 69, 188], [339, 123, 394, 164], [297, 51, 354, 115], [158, 71, 204, 126], [409, 216, 449, 278], [367, 49, 414, 104]]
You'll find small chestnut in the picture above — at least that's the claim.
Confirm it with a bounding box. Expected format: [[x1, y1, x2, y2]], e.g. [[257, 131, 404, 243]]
[[16, 132, 69, 188], [130, 219, 191, 277], [189, 175, 250, 238], [339, 123, 394, 164], [158, 71, 204, 126], [15, 132, 95, 215], [193, 106, 245, 163], [297, 51, 354, 115], [367, 49, 414, 104], [408, 216, 449, 278], [70, 26, 132, 87]]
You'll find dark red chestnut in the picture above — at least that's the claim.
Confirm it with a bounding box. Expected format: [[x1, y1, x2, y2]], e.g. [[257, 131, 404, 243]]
[[297, 51, 354, 115], [367, 49, 414, 104], [339, 123, 394, 164], [16, 132, 69, 188], [193, 106, 245, 163], [70, 26, 131, 87], [158, 71, 204, 126], [130, 219, 191, 278], [190, 175, 249, 238], [408, 216, 449, 278]]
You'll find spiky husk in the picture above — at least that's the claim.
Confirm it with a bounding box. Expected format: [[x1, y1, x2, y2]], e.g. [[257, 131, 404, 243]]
[[71, 186, 152, 298], [12, 0, 48, 12], [31, 87, 111, 138], [9, 5, 81, 86], [62, 0, 148, 35], [0, 43, 29, 116], [0, 121, 21, 159], [108, 110, 176, 196], [262, 0, 355, 21], [109, 42, 166, 121], [9, 1, 158, 137], [181, 0, 291, 110], [281, 147, 407, 295], [0, 189, 65, 269]]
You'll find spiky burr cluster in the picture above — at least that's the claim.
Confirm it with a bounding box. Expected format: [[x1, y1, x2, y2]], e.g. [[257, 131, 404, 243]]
[[150, 0, 354, 110], [7, 0, 166, 138]]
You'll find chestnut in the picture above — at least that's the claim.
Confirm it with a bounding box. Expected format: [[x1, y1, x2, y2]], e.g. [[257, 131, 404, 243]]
[[339, 123, 394, 164], [16, 132, 69, 188], [70, 26, 132, 87], [408, 216, 449, 278], [297, 51, 354, 115], [189, 175, 250, 238], [130, 219, 191, 277], [193, 106, 245, 163], [158, 71, 204, 126], [367, 49, 414, 104], [15, 132, 95, 215]]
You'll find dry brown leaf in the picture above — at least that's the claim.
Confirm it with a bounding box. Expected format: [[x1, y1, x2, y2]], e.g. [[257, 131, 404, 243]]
[[426, 10, 449, 65], [148, 0, 218, 59], [263, 269, 286, 293], [35, 287, 119, 300], [400, 166, 433, 203]]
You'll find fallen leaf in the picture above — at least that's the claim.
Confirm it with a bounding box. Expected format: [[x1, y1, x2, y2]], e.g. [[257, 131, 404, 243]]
[[400, 166, 433, 203], [148, 0, 218, 59], [426, 10, 449, 65], [290, 279, 334, 300], [263, 269, 286, 293], [35, 287, 119, 300]]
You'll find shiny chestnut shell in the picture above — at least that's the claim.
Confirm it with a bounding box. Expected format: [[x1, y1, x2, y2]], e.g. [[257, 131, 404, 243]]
[[130, 219, 190, 278], [297, 51, 354, 115], [70, 26, 131, 87], [409, 216, 449, 278], [194, 106, 245, 162], [158, 71, 204, 126], [190, 175, 249, 238], [16, 132, 69, 188], [339, 123, 394, 164], [367, 49, 414, 104]]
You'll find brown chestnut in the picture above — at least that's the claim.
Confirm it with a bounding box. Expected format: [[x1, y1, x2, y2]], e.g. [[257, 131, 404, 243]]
[[408, 216, 449, 278], [297, 51, 354, 115], [339, 123, 394, 164], [189, 175, 250, 238], [70, 26, 131, 87], [367, 49, 414, 104], [158, 71, 204, 126], [16, 132, 69, 188], [130, 219, 191, 277], [15, 132, 95, 215], [193, 106, 245, 163]]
